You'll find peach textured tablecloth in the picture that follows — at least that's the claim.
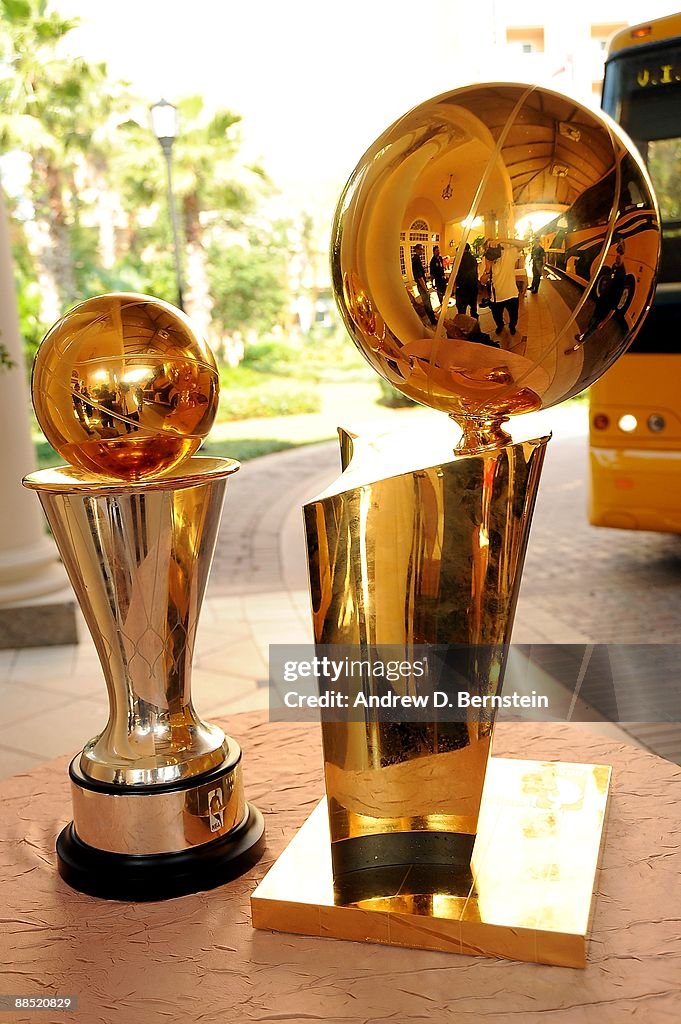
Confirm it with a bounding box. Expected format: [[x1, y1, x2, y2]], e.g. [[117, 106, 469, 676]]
[[0, 714, 679, 1024]]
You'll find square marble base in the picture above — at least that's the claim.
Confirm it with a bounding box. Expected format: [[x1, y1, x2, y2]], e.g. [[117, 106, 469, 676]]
[[251, 757, 611, 968]]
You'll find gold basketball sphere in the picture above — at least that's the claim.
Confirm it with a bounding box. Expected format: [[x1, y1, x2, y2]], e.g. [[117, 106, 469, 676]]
[[32, 293, 219, 480], [331, 83, 660, 427]]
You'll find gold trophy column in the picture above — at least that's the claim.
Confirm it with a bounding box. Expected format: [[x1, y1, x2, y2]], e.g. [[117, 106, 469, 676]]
[[250, 78, 659, 961], [306, 434, 548, 876]]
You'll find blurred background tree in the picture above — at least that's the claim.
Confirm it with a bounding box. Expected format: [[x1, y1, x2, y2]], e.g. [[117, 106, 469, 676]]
[[0, 0, 375, 462], [0, 0, 293, 369], [0, 0, 115, 329]]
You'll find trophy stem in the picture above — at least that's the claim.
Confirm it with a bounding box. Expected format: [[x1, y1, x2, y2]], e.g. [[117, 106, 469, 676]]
[[453, 413, 513, 453]]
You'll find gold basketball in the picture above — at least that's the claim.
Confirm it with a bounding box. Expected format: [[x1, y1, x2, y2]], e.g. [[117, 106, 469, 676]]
[[32, 293, 219, 480], [331, 83, 660, 428]]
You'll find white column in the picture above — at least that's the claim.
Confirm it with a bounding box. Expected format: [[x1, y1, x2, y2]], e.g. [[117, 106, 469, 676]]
[[0, 184, 72, 608]]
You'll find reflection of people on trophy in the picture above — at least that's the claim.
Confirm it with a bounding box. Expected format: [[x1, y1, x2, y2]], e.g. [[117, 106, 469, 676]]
[[399, 328, 548, 413], [442, 313, 499, 349], [429, 245, 448, 305], [515, 252, 528, 298], [411, 243, 437, 325], [119, 382, 141, 432], [329, 84, 658, 427], [81, 384, 94, 420], [169, 360, 208, 420], [71, 373, 95, 436], [484, 238, 525, 337], [145, 362, 175, 408], [97, 383, 117, 431], [455, 243, 479, 318], [530, 242, 546, 293], [569, 242, 629, 352]]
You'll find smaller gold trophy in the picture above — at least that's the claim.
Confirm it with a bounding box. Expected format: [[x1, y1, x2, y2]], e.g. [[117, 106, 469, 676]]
[[252, 83, 659, 965], [24, 294, 264, 900]]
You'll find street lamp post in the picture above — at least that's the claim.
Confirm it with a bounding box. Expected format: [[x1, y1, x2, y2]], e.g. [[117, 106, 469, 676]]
[[150, 99, 185, 312]]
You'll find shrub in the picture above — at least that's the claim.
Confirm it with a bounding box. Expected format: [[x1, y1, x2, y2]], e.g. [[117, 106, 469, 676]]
[[218, 381, 320, 420], [241, 339, 298, 371], [376, 378, 417, 408]]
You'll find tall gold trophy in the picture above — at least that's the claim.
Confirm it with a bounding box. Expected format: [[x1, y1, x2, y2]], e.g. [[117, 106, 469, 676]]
[[24, 294, 264, 900], [252, 84, 659, 965]]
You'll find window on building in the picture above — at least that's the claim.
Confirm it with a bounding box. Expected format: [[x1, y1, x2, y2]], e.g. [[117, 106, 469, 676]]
[[401, 220, 432, 280], [409, 219, 429, 242], [591, 23, 627, 54], [506, 26, 544, 54]]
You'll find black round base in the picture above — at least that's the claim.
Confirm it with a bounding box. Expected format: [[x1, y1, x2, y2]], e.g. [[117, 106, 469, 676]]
[[56, 803, 265, 902]]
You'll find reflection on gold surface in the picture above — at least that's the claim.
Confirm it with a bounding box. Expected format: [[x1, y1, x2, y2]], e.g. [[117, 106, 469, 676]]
[[305, 431, 548, 846], [262, 80, 657, 959], [32, 293, 219, 480], [69, 749, 247, 855], [332, 83, 660, 432], [23, 300, 267, 873], [24, 457, 238, 786], [252, 759, 611, 968]]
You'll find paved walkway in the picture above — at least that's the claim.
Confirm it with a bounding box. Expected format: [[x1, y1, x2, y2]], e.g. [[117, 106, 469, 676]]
[[2, 403, 679, 779]]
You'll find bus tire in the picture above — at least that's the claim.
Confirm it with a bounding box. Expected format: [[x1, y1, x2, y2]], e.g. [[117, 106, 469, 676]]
[[617, 275, 636, 317], [595, 266, 612, 299]]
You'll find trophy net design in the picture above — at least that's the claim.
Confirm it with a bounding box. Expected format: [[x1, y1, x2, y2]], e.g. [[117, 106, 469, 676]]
[[252, 83, 660, 965], [24, 293, 265, 900]]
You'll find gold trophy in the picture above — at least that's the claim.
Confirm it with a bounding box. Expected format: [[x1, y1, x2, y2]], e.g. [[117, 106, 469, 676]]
[[252, 84, 659, 965], [24, 294, 264, 900]]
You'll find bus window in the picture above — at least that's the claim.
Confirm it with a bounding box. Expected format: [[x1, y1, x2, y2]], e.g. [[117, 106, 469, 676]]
[[603, 53, 681, 288]]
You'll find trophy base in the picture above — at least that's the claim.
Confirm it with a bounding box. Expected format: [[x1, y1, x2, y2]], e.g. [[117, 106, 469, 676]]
[[252, 757, 611, 968], [57, 802, 265, 901]]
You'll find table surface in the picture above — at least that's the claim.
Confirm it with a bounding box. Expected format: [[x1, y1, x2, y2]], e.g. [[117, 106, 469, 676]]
[[0, 714, 679, 1024]]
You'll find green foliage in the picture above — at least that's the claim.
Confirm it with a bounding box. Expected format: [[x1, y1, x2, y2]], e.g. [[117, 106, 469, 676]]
[[208, 243, 288, 334], [200, 437, 306, 461], [33, 435, 60, 469], [297, 327, 372, 382], [218, 380, 319, 421], [10, 228, 44, 361], [0, 341, 16, 370], [376, 377, 417, 407], [238, 326, 371, 383], [241, 339, 298, 371], [0, 0, 331, 427], [33, 433, 308, 468], [219, 364, 265, 387], [218, 357, 321, 420], [647, 138, 681, 222]]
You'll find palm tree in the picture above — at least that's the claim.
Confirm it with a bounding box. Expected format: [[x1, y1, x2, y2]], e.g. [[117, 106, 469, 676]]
[[117, 95, 270, 341], [0, 0, 117, 321]]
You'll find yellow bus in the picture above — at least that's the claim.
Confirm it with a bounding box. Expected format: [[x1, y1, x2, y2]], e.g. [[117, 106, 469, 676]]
[[589, 13, 681, 532], [541, 161, 658, 332]]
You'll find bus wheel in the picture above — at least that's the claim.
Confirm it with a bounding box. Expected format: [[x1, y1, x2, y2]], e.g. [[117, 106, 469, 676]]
[[617, 275, 636, 316], [595, 266, 612, 298]]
